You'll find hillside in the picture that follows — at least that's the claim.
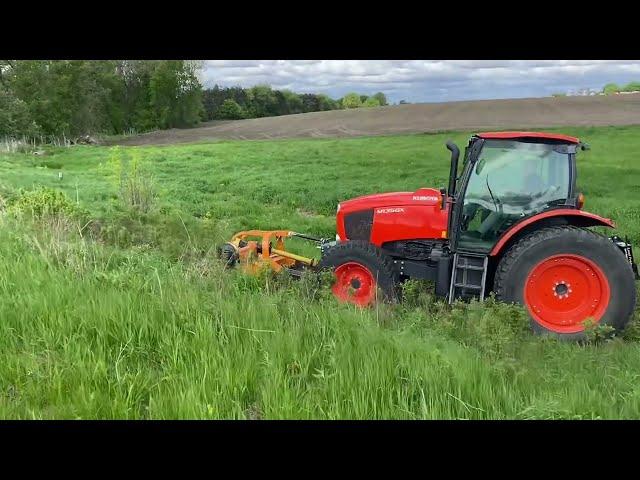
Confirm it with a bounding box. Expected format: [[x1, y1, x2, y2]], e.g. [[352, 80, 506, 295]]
[[112, 93, 640, 146], [2, 126, 640, 418]]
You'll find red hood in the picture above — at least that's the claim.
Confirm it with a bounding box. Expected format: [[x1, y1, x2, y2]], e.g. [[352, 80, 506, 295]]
[[339, 188, 442, 213]]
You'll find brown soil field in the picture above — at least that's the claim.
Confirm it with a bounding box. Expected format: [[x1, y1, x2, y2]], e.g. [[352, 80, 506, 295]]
[[111, 93, 640, 146]]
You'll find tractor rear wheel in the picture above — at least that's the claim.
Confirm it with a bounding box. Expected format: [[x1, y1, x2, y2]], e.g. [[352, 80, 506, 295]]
[[494, 226, 636, 340], [318, 240, 398, 307]]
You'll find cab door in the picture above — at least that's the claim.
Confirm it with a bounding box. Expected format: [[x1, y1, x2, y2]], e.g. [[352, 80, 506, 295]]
[[450, 139, 574, 254]]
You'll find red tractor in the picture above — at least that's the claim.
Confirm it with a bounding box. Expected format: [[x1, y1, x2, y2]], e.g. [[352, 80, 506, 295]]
[[222, 132, 638, 339]]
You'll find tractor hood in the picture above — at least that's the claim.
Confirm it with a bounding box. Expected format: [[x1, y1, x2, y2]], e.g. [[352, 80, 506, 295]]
[[338, 188, 442, 214]]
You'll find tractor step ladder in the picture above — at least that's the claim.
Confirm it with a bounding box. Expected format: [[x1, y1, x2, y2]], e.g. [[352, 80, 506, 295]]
[[448, 252, 489, 303]]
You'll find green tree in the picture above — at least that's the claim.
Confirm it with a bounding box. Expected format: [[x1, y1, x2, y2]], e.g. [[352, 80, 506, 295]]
[[116, 60, 159, 132], [317, 94, 337, 111], [150, 60, 203, 129], [0, 59, 206, 138], [372, 92, 388, 106], [247, 85, 277, 117], [218, 99, 245, 119], [603, 83, 620, 95], [622, 81, 640, 92], [342, 92, 362, 109], [363, 97, 381, 107], [281, 90, 303, 114], [300, 93, 319, 113], [67, 60, 122, 134], [0, 88, 39, 137], [9, 61, 73, 136]]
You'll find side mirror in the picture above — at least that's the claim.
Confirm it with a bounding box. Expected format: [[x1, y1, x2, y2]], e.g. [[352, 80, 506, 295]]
[[445, 140, 460, 198]]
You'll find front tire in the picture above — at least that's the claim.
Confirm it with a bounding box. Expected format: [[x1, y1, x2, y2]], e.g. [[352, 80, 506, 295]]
[[318, 241, 398, 307], [494, 226, 636, 340]]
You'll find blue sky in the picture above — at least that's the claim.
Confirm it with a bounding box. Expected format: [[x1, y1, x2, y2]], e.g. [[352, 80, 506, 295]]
[[200, 60, 640, 103]]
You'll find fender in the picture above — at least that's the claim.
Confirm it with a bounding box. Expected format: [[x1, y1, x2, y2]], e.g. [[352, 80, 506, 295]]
[[489, 209, 615, 257]]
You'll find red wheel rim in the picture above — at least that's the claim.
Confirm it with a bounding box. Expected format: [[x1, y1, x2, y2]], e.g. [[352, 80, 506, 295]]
[[332, 262, 377, 307], [524, 254, 610, 333]]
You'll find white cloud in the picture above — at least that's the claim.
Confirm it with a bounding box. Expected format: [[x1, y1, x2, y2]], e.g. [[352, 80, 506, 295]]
[[200, 60, 640, 103]]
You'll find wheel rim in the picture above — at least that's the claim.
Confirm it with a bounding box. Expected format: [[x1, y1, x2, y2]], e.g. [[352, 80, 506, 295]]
[[332, 262, 377, 307], [524, 254, 611, 333]]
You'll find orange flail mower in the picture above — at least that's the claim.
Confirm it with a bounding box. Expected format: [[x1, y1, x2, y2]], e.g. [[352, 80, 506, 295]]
[[219, 230, 324, 276]]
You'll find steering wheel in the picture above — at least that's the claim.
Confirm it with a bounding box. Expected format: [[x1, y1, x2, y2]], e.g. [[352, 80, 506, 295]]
[[460, 202, 481, 231], [477, 198, 504, 239]]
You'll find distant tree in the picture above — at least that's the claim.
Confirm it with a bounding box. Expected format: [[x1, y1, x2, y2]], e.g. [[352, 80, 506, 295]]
[[603, 83, 620, 95], [246, 84, 278, 117], [622, 81, 640, 92], [363, 97, 381, 107], [149, 60, 203, 129], [273, 90, 289, 116], [317, 94, 337, 111], [300, 93, 320, 113], [551, 92, 566, 97], [399, 99, 409, 104], [359, 95, 369, 103], [202, 85, 219, 120], [0, 59, 207, 138], [281, 90, 303, 114], [342, 92, 362, 109], [372, 92, 388, 106], [0, 88, 39, 137], [218, 99, 245, 119]]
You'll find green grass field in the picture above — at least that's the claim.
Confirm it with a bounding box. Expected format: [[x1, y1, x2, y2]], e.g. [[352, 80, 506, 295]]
[[1, 126, 640, 419]]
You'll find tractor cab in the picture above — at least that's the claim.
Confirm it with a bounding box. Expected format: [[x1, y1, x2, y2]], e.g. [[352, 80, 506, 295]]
[[447, 132, 583, 253]]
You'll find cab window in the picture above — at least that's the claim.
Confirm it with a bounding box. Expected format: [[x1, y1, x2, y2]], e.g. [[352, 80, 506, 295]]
[[458, 140, 571, 252]]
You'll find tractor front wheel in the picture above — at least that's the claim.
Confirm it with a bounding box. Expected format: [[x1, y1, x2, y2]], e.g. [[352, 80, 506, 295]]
[[318, 241, 398, 307], [494, 226, 636, 340]]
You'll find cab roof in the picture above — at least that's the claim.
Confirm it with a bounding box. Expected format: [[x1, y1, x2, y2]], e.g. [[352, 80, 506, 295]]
[[476, 131, 580, 144]]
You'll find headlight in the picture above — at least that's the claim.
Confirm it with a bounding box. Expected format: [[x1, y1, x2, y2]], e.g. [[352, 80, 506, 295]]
[[336, 234, 341, 241], [337, 203, 341, 213]]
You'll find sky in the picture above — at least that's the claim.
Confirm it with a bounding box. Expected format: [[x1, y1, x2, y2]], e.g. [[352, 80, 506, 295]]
[[200, 60, 640, 104]]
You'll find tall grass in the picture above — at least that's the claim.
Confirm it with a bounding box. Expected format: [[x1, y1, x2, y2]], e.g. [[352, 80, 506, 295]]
[[1, 217, 639, 419]]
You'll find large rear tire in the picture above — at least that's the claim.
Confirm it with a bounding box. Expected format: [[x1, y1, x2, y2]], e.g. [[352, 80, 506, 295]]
[[318, 241, 398, 307], [494, 226, 636, 340]]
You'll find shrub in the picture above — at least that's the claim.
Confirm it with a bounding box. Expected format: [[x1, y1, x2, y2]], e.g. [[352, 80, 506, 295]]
[[372, 92, 387, 106], [363, 97, 381, 108], [341, 93, 362, 109], [622, 81, 640, 92], [7, 186, 86, 220], [218, 99, 246, 120], [603, 83, 620, 95]]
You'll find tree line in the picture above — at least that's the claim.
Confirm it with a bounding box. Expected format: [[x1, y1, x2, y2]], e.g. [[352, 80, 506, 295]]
[[0, 60, 203, 140], [603, 81, 640, 95], [202, 85, 388, 120], [0, 60, 391, 140]]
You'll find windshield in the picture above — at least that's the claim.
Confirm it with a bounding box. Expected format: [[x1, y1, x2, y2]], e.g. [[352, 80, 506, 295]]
[[457, 139, 571, 252]]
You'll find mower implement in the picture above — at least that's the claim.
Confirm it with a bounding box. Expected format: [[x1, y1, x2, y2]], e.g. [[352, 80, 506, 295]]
[[219, 131, 638, 340], [220, 230, 324, 276]]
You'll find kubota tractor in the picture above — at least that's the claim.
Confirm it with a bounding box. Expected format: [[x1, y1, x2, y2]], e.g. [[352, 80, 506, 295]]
[[221, 132, 638, 339]]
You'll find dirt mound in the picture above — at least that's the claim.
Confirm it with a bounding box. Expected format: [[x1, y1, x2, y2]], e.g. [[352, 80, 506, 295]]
[[111, 94, 640, 146]]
